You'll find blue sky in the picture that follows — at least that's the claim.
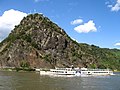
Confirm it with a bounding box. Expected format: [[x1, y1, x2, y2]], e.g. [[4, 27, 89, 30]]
[[0, 0, 120, 49]]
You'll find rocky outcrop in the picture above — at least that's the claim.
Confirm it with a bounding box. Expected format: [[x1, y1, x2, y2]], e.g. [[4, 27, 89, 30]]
[[0, 13, 120, 70]]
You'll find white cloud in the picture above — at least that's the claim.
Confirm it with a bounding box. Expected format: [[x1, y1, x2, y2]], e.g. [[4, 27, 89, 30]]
[[108, 0, 120, 12], [74, 20, 97, 33], [105, 1, 109, 5], [107, 5, 112, 8], [0, 9, 27, 42], [34, 0, 39, 2], [71, 19, 83, 25], [34, 0, 49, 2], [114, 42, 120, 46]]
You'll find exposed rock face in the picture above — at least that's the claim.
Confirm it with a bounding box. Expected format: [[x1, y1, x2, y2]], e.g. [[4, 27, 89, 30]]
[[0, 13, 120, 70], [0, 14, 79, 68]]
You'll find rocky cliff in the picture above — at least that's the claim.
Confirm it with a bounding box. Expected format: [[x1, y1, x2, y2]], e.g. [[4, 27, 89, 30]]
[[0, 13, 120, 70]]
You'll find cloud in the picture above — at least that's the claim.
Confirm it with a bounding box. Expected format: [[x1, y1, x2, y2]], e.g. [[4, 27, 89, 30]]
[[107, 5, 112, 8], [74, 20, 97, 33], [34, 0, 49, 2], [34, 0, 39, 2], [114, 42, 120, 46], [108, 0, 120, 12], [0, 9, 27, 41], [105, 1, 110, 5], [71, 19, 83, 25]]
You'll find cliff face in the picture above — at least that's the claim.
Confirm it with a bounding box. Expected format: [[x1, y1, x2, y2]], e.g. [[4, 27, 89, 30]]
[[0, 13, 120, 70]]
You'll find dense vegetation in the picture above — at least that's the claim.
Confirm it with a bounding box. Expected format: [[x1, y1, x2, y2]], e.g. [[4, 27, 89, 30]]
[[79, 44, 120, 70], [0, 13, 120, 71]]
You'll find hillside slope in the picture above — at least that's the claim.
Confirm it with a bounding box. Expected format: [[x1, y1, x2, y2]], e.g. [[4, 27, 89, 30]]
[[0, 13, 120, 70]]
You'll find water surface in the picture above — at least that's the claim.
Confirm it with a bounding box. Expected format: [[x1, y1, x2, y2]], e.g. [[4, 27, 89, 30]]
[[0, 71, 120, 90]]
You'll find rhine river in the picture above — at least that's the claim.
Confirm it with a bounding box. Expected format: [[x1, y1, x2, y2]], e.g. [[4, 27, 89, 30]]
[[0, 71, 120, 90]]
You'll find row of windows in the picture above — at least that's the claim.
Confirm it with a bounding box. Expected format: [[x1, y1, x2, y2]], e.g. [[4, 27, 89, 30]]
[[52, 71, 65, 73], [81, 71, 109, 73], [93, 72, 109, 73], [81, 70, 110, 71]]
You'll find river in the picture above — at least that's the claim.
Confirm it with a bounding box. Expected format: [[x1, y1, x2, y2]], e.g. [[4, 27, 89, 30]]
[[0, 71, 119, 90]]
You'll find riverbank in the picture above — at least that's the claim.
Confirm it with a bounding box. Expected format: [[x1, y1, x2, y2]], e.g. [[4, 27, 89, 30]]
[[0, 67, 120, 73], [0, 67, 35, 72]]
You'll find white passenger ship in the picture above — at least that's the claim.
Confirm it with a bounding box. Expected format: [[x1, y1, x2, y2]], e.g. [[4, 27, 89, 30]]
[[80, 68, 113, 76], [40, 67, 80, 76], [39, 67, 113, 76]]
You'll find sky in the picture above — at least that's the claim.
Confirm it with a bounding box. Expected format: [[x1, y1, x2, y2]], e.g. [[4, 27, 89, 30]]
[[0, 0, 120, 49]]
